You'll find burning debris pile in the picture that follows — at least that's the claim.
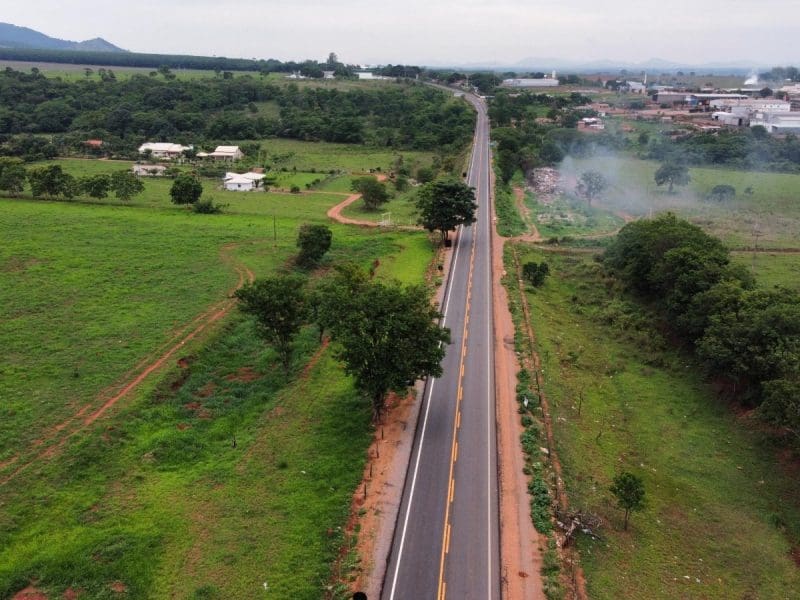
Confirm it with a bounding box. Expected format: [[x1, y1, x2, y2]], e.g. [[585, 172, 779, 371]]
[[528, 167, 564, 204]]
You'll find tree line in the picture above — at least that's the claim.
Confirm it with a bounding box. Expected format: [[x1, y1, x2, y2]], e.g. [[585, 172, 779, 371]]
[[0, 47, 358, 75], [0, 157, 143, 201], [0, 67, 474, 159], [603, 213, 800, 442], [646, 127, 800, 173]]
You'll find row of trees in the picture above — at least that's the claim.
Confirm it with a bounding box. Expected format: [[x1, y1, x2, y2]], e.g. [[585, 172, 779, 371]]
[[646, 128, 800, 173], [0, 48, 358, 75], [0, 68, 474, 157], [0, 158, 143, 201], [236, 265, 449, 419], [603, 214, 800, 440]]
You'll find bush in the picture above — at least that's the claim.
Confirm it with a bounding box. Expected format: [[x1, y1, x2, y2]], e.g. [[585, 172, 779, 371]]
[[523, 261, 550, 287], [192, 198, 226, 214]]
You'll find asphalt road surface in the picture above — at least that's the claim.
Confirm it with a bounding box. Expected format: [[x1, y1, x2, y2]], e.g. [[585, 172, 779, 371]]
[[383, 94, 499, 600]]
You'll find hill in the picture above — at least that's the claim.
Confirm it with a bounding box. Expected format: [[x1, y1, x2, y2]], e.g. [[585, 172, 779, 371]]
[[0, 22, 125, 52]]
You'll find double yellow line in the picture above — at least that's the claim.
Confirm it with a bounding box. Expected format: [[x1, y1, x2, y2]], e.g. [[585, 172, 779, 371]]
[[436, 215, 478, 600]]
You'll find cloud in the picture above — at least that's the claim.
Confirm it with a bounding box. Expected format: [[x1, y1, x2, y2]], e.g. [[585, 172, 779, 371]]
[[2, 0, 798, 65]]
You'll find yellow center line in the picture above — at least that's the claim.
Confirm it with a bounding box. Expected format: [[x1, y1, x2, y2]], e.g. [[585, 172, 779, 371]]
[[436, 203, 479, 600], [437, 119, 487, 599]]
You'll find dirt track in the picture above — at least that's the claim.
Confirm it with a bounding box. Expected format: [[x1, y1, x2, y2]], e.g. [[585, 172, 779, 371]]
[[0, 242, 256, 487]]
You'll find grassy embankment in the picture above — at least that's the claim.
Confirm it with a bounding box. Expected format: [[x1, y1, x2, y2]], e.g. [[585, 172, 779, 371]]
[[0, 145, 437, 598], [505, 244, 800, 599]]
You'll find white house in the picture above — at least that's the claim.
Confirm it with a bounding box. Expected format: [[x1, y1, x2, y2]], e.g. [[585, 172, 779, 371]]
[[132, 164, 167, 176], [138, 142, 190, 159], [210, 146, 244, 161], [323, 70, 335, 79], [223, 171, 266, 191]]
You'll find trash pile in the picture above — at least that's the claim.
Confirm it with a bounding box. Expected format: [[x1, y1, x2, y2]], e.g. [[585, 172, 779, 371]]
[[528, 167, 563, 204]]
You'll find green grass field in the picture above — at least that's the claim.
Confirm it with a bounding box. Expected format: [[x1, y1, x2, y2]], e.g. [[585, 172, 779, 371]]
[[561, 156, 800, 249], [260, 138, 433, 173], [506, 244, 800, 599], [732, 251, 800, 291], [1, 145, 436, 597]]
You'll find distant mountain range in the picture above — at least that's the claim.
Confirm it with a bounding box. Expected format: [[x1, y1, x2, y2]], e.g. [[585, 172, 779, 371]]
[[0, 23, 126, 52]]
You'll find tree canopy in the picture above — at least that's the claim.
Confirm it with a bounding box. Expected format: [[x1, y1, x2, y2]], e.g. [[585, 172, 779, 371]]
[[313, 266, 450, 419], [351, 177, 389, 211], [654, 163, 690, 193], [296, 224, 333, 267], [610, 471, 646, 530], [235, 275, 308, 372], [170, 173, 203, 205], [415, 177, 477, 242]]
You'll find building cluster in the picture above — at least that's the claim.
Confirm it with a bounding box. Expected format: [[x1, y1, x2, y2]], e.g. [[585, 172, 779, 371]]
[[137, 143, 244, 161], [646, 87, 800, 135]]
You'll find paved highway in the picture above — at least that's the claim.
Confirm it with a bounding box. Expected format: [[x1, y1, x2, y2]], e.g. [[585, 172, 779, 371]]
[[383, 94, 499, 600]]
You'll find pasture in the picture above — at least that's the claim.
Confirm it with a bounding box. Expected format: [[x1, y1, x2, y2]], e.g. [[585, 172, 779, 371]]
[[506, 244, 800, 599], [1, 148, 436, 598]]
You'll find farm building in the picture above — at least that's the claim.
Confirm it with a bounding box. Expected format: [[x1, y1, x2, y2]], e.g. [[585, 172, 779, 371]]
[[209, 146, 244, 161], [132, 164, 167, 176], [138, 142, 190, 159], [223, 171, 265, 191]]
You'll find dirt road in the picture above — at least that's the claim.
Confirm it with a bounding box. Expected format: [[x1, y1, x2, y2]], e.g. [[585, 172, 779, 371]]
[[0, 242, 256, 486]]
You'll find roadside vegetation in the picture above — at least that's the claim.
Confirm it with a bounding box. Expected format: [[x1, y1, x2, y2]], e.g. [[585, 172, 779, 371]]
[[504, 242, 800, 599]]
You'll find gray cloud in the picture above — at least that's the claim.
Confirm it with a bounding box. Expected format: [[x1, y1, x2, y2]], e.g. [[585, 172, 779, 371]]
[[3, 0, 798, 65]]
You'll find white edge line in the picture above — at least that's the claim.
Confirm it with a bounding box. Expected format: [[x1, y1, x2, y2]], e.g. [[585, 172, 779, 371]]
[[387, 119, 480, 598]]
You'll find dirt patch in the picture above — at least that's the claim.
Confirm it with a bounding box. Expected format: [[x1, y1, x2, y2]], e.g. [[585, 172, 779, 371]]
[[224, 366, 261, 383], [62, 589, 82, 600], [3, 255, 46, 273], [12, 587, 48, 600], [108, 581, 128, 594], [176, 423, 191, 431], [196, 381, 217, 398], [791, 546, 800, 568]]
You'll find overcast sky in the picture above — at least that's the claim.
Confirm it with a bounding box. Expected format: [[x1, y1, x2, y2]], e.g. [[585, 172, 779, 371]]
[[4, 0, 798, 67]]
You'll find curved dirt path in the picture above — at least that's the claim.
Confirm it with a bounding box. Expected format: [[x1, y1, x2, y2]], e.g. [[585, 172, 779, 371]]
[[327, 192, 377, 227], [513, 186, 543, 243], [0, 242, 256, 486]]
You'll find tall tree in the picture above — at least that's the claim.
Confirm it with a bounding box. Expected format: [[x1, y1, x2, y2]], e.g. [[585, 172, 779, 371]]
[[610, 471, 646, 530], [296, 224, 333, 268], [27, 165, 76, 199], [235, 275, 308, 372], [416, 177, 477, 242], [576, 170, 608, 206], [351, 177, 389, 211], [80, 174, 111, 200], [110, 170, 145, 202], [654, 163, 690, 193], [327, 274, 450, 419], [0, 157, 26, 196], [170, 174, 203, 205]]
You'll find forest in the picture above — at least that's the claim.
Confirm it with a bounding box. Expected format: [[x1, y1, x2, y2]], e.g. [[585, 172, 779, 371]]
[[0, 67, 474, 159]]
